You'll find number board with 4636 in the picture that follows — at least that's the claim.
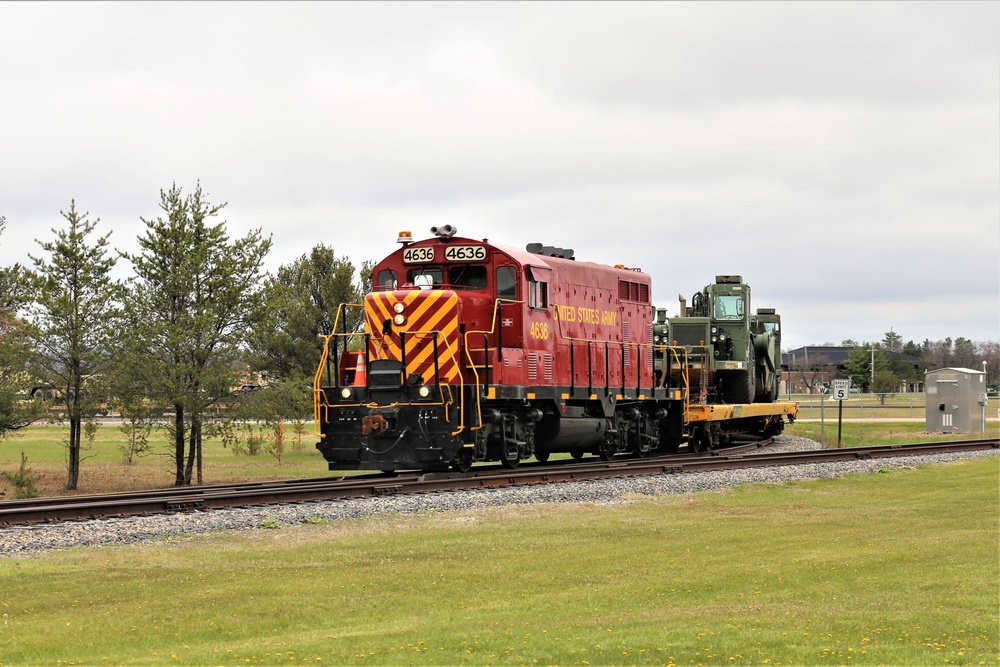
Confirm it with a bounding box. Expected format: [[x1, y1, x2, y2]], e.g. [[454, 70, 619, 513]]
[[403, 245, 487, 263]]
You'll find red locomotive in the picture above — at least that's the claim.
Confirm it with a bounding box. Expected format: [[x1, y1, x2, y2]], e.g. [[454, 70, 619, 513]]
[[313, 226, 794, 472]]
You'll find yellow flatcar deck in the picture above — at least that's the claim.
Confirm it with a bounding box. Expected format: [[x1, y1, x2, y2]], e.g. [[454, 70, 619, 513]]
[[685, 401, 798, 423]]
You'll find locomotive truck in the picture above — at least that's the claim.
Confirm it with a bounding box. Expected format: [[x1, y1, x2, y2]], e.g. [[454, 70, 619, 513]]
[[313, 227, 796, 472]]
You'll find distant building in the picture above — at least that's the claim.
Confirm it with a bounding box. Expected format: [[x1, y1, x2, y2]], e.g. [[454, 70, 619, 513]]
[[782, 346, 851, 394], [782, 346, 922, 394]]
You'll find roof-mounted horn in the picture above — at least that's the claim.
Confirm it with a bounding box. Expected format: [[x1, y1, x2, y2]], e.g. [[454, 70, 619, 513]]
[[430, 225, 457, 238]]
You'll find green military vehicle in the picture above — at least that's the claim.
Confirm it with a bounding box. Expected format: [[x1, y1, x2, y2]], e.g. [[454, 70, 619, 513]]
[[657, 276, 781, 405]]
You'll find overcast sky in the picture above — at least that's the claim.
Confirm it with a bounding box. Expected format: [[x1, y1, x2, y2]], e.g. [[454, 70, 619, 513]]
[[1, 2, 997, 349]]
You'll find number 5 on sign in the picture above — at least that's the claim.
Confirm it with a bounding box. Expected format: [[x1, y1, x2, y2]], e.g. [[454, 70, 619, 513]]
[[833, 379, 850, 401]]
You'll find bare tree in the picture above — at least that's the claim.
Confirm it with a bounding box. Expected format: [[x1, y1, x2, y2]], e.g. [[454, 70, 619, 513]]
[[789, 353, 836, 394]]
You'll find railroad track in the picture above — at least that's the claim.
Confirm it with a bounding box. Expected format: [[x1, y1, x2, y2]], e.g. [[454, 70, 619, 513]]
[[1, 438, 996, 528]]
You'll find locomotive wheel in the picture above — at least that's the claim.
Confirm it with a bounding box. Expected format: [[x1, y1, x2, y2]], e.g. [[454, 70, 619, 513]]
[[500, 454, 520, 469], [535, 451, 550, 462], [452, 451, 474, 473]]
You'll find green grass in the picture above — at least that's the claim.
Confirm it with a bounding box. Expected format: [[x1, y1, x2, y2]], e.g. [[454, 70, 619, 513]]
[[0, 456, 997, 665], [784, 420, 999, 449]]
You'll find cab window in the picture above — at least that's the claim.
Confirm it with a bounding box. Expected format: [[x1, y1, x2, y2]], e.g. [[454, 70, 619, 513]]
[[448, 265, 487, 290], [377, 269, 398, 291], [714, 295, 744, 320], [408, 268, 442, 290], [496, 266, 517, 300], [527, 273, 549, 309]]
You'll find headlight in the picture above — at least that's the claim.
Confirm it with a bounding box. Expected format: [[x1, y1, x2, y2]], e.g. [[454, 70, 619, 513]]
[[719, 333, 726, 341], [393, 302, 405, 314], [340, 387, 353, 399], [654, 335, 660, 343], [711, 326, 718, 334], [711, 335, 718, 343], [393, 313, 406, 326], [418, 385, 431, 398]]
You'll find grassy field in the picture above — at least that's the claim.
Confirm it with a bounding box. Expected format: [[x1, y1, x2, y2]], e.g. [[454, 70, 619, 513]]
[[787, 392, 999, 422], [0, 422, 332, 498], [0, 420, 996, 498], [0, 454, 996, 665], [783, 420, 999, 449]]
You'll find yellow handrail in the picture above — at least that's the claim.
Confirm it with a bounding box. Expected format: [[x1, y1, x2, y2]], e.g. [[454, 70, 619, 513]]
[[312, 302, 363, 433], [462, 298, 525, 434], [549, 303, 667, 394]]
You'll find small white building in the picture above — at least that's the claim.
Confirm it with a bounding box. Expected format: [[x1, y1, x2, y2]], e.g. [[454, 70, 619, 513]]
[[925, 367, 988, 434]]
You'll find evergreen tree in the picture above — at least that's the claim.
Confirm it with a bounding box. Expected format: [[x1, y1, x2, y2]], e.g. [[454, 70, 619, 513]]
[[26, 202, 120, 489], [871, 369, 900, 403], [843, 344, 888, 392], [122, 182, 271, 486], [249, 245, 367, 381], [882, 329, 902, 353]]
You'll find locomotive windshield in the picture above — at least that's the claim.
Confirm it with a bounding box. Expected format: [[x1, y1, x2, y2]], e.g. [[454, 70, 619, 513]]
[[406, 265, 488, 290], [714, 294, 744, 320], [408, 268, 442, 289], [448, 265, 487, 289]]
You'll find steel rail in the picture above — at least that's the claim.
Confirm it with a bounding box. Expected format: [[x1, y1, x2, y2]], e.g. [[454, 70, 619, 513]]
[[1, 438, 995, 528]]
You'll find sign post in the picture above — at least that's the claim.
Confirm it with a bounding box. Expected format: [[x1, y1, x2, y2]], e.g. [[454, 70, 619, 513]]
[[832, 379, 850, 447]]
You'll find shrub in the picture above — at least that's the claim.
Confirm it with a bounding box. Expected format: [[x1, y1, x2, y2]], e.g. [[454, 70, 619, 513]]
[[1, 452, 42, 499]]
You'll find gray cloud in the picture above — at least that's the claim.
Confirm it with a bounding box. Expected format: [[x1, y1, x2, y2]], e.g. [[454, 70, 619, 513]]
[[1, 1, 996, 349]]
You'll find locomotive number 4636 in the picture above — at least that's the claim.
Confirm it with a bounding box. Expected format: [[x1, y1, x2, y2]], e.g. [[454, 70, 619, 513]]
[[403, 246, 435, 263], [444, 245, 487, 261]]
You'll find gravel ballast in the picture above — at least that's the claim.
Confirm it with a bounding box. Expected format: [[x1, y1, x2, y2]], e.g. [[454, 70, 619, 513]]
[[1, 435, 996, 559]]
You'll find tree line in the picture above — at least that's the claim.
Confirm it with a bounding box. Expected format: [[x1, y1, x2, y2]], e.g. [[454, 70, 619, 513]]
[[0, 183, 370, 490], [788, 329, 998, 400]]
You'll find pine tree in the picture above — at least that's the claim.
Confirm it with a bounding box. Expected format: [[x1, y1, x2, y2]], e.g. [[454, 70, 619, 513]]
[[27, 202, 120, 489], [122, 182, 271, 486]]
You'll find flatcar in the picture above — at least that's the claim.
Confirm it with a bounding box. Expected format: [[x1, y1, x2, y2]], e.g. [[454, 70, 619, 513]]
[[313, 227, 796, 472]]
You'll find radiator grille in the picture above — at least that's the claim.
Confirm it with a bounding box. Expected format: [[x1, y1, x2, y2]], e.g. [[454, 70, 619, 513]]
[[671, 323, 708, 347]]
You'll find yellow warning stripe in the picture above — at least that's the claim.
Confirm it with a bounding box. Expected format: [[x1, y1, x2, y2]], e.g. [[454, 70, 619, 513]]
[[364, 291, 461, 383]]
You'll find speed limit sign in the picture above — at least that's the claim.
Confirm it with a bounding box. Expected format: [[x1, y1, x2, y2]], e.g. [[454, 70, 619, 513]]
[[832, 379, 850, 401]]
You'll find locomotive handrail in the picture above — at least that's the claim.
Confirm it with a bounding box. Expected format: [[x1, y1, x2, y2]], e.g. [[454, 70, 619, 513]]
[[313, 335, 462, 432], [311, 302, 368, 433], [313, 333, 333, 430], [551, 305, 664, 397], [461, 297, 526, 437]]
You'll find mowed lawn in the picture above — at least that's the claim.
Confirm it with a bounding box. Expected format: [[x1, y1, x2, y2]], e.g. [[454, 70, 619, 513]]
[[0, 454, 997, 665]]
